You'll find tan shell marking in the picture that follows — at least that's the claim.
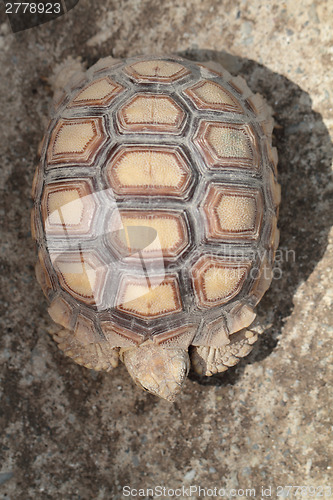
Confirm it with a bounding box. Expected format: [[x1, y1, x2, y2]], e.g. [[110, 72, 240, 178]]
[[124, 59, 190, 83], [51, 251, 106, 306], [201, 183, 263, 241], [185, 80, 244, 113], [191, 256, 252, 308], [106, 146, 192, 197], [116, 275, 182, 319], [117, 94, 185, 133], [194, 121, 259, 171], [41, 180, 96, 236], [108, 210, 189, 259], [47, 117, 106, 166], [69, 77, 123, 107]]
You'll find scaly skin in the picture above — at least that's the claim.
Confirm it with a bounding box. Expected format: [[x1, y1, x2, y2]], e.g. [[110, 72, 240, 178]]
[[120, 342, 190, 402], [190, 329, 259, 376]]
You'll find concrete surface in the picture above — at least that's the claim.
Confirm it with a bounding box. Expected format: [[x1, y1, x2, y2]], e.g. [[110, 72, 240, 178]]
[[0, 0, 332, 498]]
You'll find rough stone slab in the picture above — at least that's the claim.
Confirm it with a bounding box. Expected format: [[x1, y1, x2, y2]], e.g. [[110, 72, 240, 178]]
[[0, 0, 332, 498]]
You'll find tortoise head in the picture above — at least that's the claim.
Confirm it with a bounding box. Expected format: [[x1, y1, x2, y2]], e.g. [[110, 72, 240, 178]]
[[120, 342, 190, 402]]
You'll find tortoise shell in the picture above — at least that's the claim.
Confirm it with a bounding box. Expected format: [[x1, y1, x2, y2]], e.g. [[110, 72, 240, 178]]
[[31, 55, 280, 399]]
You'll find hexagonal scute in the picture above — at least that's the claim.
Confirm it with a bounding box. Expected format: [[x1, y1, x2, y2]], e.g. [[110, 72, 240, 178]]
[[41, 179, 96, 237], [191, 255, 252, 308], [194, 121, 259, 171], [124, 59, 190, 83], [68, 77, 124, 107], [106, 145, 193, 198], [50, 250, 108, 307], [185, 80, 244, 113], [201, 183, 263, 241], [107, 209, 189, 260], [117, 94, 185, 133], [115, 274, 182, 319], [47, 117, 106, 166]]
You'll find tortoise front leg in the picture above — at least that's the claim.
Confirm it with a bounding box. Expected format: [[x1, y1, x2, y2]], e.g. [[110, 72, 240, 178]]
[[52, 328, 119, 372]]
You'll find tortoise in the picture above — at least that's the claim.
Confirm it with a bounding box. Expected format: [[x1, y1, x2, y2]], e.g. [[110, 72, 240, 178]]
[[31, 54, 280, 401]]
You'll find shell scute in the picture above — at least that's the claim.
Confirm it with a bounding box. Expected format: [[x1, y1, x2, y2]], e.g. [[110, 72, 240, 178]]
[[124, 59, 190, 83], [194, 120, 260, 172], [105, 145, 193, 198], [117, 94, 186, 134], [47, 117, 107, 166], [68, 77, 124, 107]]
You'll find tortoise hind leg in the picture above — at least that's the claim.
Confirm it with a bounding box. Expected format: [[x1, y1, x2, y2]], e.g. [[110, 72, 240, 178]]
[[52, 328, 119, 372], [190, 329, 258, 376]]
